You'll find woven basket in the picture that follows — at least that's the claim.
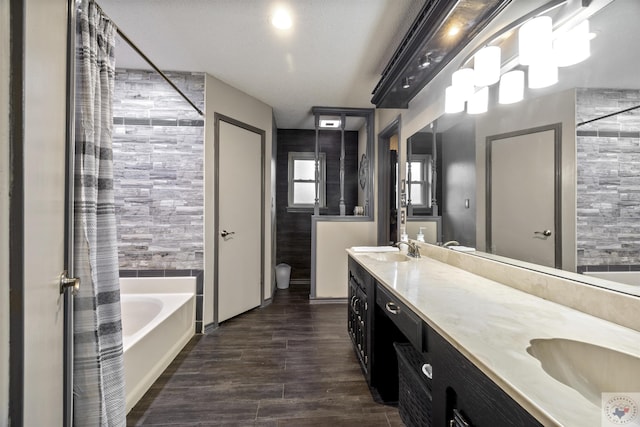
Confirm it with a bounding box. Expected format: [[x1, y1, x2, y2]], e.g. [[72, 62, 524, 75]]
[[394, 342, 432, 427]]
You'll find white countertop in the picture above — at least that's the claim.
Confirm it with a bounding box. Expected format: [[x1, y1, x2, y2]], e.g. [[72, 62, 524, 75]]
[[347, 249, 640, 426]]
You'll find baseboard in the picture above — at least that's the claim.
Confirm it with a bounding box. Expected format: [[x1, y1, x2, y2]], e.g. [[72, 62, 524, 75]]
[[309, 297, 348, 304], [203, 322, 218, 334]]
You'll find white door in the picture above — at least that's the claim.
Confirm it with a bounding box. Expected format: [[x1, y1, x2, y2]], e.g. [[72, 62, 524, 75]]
[[489, 128, 557, 268], [216, 118, 263, 323], [20, 0, 68, 424]]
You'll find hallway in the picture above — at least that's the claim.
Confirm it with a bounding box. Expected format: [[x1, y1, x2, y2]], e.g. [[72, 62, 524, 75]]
[[127, 285, 403, 426]]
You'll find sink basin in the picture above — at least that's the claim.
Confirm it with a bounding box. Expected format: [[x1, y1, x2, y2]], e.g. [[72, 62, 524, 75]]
[[362, 252, 411, 263], [527, 338, 640, 406]]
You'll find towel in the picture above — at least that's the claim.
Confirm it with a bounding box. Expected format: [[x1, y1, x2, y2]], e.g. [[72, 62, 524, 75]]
[[449, 245, 476, 252], [351, 246, 400, 253]]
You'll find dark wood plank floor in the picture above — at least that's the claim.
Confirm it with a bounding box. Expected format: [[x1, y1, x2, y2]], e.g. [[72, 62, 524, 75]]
[[127, 284, 403, 426]]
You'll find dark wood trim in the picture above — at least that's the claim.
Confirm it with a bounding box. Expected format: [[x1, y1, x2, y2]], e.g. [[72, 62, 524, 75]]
[[485, 123, 563, 268], [9, 0, 25, 425], [371, 0, 513, 108], [63, 0, 76, 424]]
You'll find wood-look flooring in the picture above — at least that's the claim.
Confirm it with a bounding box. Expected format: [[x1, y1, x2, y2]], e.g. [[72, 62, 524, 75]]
[[127, 284, 403, 426]]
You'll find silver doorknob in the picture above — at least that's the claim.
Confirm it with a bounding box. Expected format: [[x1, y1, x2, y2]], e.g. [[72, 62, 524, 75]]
[[220, 230, 236, 238], [59, 271, 80, 295], [534, 230, 552, 237]]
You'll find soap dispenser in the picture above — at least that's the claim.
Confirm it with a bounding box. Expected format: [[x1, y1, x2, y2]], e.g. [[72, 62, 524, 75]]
[[400, 226, 408, 242], [416, 227, 425, 243]]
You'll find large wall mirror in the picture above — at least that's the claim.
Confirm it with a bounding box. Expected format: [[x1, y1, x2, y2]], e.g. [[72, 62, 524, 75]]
[[407, 0, 640, 297]]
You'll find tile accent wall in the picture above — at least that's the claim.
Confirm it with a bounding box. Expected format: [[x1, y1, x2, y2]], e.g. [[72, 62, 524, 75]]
[[120, 269, 204, 333], [576, 88, 640, 268], [112, 69, 205, 270]]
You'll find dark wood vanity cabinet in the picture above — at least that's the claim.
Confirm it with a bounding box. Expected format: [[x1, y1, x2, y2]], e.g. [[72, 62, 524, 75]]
[[347, 256, 374, 382], [348, 257, 541, 426], [430, 330, 542, 427]]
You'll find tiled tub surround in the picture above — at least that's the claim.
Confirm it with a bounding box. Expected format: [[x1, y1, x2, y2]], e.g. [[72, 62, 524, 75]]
[[576, 88, 640, 269], [347, 244, 640, 426], [112, 69, 205, 271], [120, 276, 196, 413]]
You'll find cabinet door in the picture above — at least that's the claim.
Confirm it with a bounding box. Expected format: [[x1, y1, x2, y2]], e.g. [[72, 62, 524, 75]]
[[431, 330, 542, 427]]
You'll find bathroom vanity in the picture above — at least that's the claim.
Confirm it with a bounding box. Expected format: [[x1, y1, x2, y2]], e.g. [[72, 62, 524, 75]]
[[347, 245, 640, 426]]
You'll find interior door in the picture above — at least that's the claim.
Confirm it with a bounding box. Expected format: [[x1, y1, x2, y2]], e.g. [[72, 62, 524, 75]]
[[18, 0, 69, 424], [487, 127, 559, 268], [216, 116, 264, 323]]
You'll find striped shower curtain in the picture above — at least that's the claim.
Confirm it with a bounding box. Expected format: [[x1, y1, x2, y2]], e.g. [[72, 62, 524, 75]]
[[73, 1, 126, 425]]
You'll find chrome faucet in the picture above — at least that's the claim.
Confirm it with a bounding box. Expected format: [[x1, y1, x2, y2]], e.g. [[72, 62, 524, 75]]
[[394, 241, 421, 258], [442, 240, 460, 248]]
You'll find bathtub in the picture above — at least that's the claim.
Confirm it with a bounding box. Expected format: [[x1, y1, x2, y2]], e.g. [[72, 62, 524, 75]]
[[583, 271, 640, 286], [583, 271, 640, 296], [120, 277, 196, 413]]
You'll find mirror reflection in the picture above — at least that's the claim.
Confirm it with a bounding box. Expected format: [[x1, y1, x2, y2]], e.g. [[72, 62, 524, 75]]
[[407, 0, 640, 296]]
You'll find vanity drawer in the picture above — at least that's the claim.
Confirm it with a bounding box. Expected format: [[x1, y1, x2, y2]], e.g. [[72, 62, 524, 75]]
[[376, 284, 422, 350]]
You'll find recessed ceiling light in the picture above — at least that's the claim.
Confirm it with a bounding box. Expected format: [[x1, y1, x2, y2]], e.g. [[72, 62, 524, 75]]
[[418, 54, 432, 69], [448, 26, 460, 37], [271, 9, 292, 30], [320, 119, 340, 128]]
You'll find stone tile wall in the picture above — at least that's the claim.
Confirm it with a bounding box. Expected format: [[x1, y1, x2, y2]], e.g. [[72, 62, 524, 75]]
[[112, 69, 205, 270], [576, 88, 640, 268]]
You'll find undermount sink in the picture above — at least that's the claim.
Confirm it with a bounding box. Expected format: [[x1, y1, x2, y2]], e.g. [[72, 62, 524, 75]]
[[527, 338, 640, 406], [362, 252, 411, 263]]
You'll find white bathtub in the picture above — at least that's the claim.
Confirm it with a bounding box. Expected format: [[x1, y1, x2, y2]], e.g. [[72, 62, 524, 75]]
[[583, 271, 640, 286], [120, 277, 196, 413]]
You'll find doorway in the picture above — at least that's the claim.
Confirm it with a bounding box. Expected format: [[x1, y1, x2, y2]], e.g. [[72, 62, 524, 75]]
[[377, 117, 401, 246], [214, 114, 265, 323], [486, 123, 562, 268]]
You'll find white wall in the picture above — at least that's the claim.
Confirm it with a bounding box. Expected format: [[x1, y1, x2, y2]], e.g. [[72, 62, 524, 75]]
[[1, 0, 10, 422], [474, 89, 577, 271], [314, 221, 377, 298], [204, 74, 274, 326]]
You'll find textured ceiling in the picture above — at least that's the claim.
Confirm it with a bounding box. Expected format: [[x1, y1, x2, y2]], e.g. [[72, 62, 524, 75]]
[[97, 0, 423, 129]]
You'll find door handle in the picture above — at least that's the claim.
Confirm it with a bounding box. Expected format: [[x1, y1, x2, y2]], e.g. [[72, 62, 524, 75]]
[[534, 230, 552, 237], [59, 271, 80, 295], [220, 230, 236, 238]]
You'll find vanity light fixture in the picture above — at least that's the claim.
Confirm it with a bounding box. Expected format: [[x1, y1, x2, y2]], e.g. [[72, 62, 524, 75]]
[[442, 1, 595, 115], [474, 46, 501, 86], [445, 85, 465, 114], [554, 20, 591, 67], [451, 68, 475, 101], [519, 16, 553, 66], [402, 77, 412, 89], [498, 70, 524, 104], [467, 86, 489, 114]]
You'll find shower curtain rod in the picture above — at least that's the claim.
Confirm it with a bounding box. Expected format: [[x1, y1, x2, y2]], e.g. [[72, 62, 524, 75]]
[[115, 27, 205, 117], [577, 103, 640, 127]]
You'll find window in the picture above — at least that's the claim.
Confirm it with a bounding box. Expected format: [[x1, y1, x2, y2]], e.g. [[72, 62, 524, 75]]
[[288, 152, 326, 208], [406, 154, 432, 207]]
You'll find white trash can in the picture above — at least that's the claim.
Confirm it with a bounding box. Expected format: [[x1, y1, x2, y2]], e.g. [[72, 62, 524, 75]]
[[275, 263, 291, 289]]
